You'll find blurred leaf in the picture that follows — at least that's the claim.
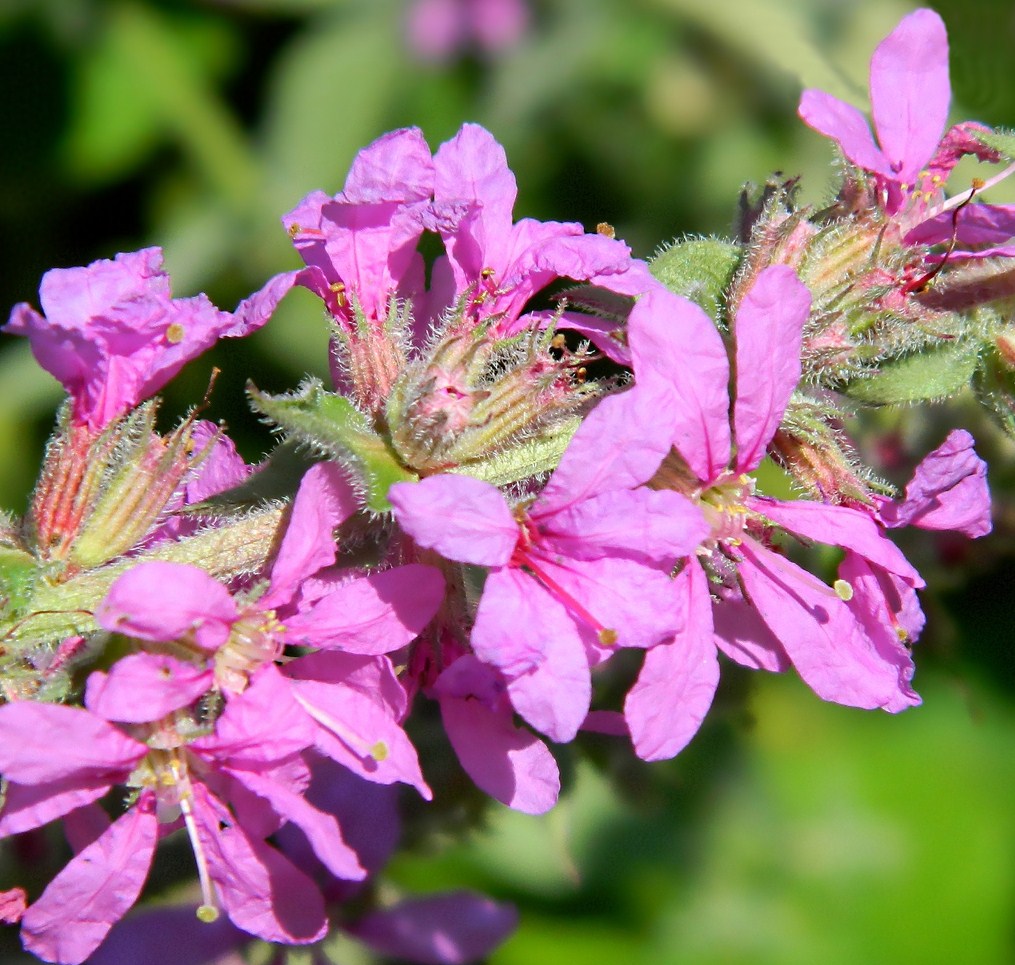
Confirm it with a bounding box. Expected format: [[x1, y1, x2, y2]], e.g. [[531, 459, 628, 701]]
[[259, 0, 407, 213]]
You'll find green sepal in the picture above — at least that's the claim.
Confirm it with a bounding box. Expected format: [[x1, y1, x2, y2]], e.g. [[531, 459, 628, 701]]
[[452, 417, 580, 487], [972, 352, 1015, 438], [649, 237, 741, 320], [0, 547, 38, 619], [969, 127, 1015, 161], [248, 379, 416, 512], [845, 341, 980, 405]]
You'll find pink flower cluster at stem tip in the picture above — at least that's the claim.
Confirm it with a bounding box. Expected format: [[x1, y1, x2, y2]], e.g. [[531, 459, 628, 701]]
[[0, 12, 1000, 962]]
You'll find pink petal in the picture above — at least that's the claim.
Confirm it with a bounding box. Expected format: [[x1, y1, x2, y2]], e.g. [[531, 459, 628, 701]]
[[225, 768, 366, 881], [285, 564, 445, 653], [342, 127, 434, 205], [350, 891, 518, 965], [0, 888, 26, 924], [85, 654, 213, 723], [0, 703, 144, 786], [0, 779, 110, 838], [440, 693, 559, 813], [389, 474, 518, 566], [732, 266, 811, 473], [471, 567, 576, 675], [21, 797, 157, 965], [264, 462, 359, 607], [869, 8, 950, 181], [286, 649, 409, 719], [540, 487, 708, 563], [190, 784, 327, 945], [191, 666, 315, 765], [906, 203, 1015, 248], [752, 496, 922, 584], [535, 382, 678, 511], [505, 631, 591, 743], [838, 553, 921, 712], [223, 270, 299, 338], [96, 561, 237, 651], [798, 89, 892, 176], [739, 541, 912, 710], [625, 563, 719, 760], [712, 591, 790, 672], [627, 285, 732, 482], [290, 677, 431, 798], [877, 429, 991, 537]]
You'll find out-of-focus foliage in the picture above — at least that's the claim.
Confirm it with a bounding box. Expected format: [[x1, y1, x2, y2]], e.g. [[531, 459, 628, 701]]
[[1, 0, 1013, 962]]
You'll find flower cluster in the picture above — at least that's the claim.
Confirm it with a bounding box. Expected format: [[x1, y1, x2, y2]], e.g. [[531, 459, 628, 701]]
[[0, 9, 1002, 964]]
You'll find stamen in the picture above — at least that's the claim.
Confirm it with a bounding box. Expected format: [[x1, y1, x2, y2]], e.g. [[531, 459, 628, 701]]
[[165, 323, 185, 345]]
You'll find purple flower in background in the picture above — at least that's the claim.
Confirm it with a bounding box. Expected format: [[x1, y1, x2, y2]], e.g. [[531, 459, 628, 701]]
[[3, 248, 294, 432], [406, 0, 529, 62]]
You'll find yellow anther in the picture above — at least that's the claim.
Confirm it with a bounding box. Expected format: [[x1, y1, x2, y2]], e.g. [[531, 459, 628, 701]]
[[369, 741, 389, 762], [165, 323, 186, 345], [596, 222, 616, 239], [481, 267, 496, 279], [833, 579, 853, 601], [971, 177, 986, 190], [196, 905, 220, 923], [931, 174, 943, 185], [287, 222, 300, 238], [895, 626, 910, 643], [598, 628, 619, 646]]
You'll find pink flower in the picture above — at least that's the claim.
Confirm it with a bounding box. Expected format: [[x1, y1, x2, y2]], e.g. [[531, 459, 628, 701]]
[[283, 129, 435, 328], [4, 248, 295, 432], [799, 8, 1015, 258], [390, 384, 709, 742], [0, 669, 362, 963], [425, 124, 642, 337], [406, 0, 529, 63], [623, 266, 935, 760], [94, 462, 444, 797]]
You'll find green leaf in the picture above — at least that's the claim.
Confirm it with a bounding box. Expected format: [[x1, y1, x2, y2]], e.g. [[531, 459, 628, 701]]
[[649, 237, 741, 320], [845, 341, 980, 405], [973, 353, 1015, 438], [249, 380, 416, 512]]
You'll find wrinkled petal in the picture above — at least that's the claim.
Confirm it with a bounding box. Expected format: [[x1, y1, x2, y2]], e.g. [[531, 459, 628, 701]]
[[752, 496, 922, 584], [838, 553, 921, 711], [0, 779, 110, 838], [877, 429, 991, 537], [505, 630, 591, 743], [263, 462, 359, 607], [628, 285, 731, 482], [739, 541, 912, 710], [85, 654, 213, 723], [732, 265, 811, 473], [0, 703, 144, 786], [798, 89, 892, 176], [350, 891, 518, 965], [96, 561, 237, 651], [389, 474, 518, 566], [625, 562, 719, 760], [535, 382, 680, 511], [540, 487, 707, 563], [471, 567, 580, 676], [290, 677, 431, 798], [192, 666, 315, 765], [906, 203, 1015, 248], [869, 8, 950, 181], [286, 564, 445, 653], [439, 661, 559, 814], [225, 767, 366, 881], [21, 796, 157, 965], [712, 591, 790, 672], [190, 784, 327, 945]]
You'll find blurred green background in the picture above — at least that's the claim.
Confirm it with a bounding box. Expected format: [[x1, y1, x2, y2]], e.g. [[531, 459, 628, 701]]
[[1, 1, 1014, 962]]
